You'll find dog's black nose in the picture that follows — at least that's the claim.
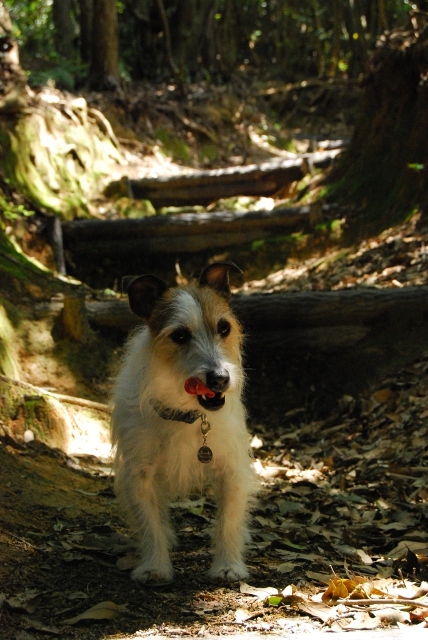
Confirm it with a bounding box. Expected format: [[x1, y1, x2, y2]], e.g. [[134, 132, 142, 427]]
[[206, 369, 230, 393]]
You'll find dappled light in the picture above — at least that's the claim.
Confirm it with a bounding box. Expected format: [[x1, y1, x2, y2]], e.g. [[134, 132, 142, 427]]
[[1, 1, 428, 638]]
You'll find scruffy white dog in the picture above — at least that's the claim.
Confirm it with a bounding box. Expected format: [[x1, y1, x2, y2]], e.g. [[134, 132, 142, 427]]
[[111, 262, 259, 583]]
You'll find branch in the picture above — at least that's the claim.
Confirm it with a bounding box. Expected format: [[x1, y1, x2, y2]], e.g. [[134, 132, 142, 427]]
[[155, 0, 179, 78], [338, 598, 428, 608], [0, 375, 111, 414]]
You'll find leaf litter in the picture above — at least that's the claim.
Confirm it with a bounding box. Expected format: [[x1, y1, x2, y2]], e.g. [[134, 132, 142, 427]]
[[1, 215, 428, 638]]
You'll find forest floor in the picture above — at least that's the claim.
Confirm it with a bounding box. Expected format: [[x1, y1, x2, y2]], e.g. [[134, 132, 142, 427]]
[[1, 79, 428, 639]]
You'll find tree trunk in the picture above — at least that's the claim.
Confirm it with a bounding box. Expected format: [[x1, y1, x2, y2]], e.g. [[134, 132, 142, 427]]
[[0, 0, 32, 113], [88, 0, 120, 90], [328, 25, 428, 230], [52, 0, 75, 59], [170, 0, 218, 74], [77, 0, 93, 63]]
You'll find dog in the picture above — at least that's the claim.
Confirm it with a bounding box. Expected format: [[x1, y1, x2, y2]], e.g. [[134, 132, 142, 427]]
[[111, 262, 259, 583]]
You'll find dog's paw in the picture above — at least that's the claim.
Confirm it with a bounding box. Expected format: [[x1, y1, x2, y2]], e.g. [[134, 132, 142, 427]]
[[132, 563, 174, 584], [208, 561, 249, 582]]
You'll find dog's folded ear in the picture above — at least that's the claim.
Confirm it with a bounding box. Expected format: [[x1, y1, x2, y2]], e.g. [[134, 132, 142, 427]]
[[199, 262, 242, 301], [122, 275, 169, 320]]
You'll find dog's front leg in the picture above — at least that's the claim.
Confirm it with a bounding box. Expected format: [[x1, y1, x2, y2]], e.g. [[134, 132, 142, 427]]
[[209, 471, 252, 582], [130, 465, 175, 584]]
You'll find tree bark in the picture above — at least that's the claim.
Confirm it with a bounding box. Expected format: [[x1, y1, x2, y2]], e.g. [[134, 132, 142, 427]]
[[328, 26, 428, 228], [83, 285, 428, 335], [52, 0, 75, 59], [170, 0, 218, 73], [61, 204, 333, 256], [33, 285, 428, 419], [0, 0, 32, 113], [105, 151, 339, 208], [82, 285, 428, 419], [88, 0, 120, 90], [77, 0, 93, 63]]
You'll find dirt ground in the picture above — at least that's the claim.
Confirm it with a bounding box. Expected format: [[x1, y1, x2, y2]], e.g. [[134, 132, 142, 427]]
[[1, 297, 428, 639]]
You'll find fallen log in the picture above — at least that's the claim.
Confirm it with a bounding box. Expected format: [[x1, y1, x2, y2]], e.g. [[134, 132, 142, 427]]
[[62, 204, 330, 256], [37, 285, 428, 419], [104, 151, 340, 207], [85, 286, 428, 336]]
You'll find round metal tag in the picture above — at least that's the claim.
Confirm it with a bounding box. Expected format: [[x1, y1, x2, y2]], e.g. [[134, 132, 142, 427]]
[[197, 445, 213, 464]]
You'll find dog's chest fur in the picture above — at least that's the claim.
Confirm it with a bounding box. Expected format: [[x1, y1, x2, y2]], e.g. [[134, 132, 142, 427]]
[[112, 283, 248, 499]]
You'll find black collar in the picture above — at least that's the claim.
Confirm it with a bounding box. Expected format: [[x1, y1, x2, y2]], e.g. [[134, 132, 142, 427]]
[[151, 399, 201, 424]]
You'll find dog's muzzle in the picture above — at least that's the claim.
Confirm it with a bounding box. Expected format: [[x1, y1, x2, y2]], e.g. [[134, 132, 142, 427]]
[[197, 369, 230, 412]]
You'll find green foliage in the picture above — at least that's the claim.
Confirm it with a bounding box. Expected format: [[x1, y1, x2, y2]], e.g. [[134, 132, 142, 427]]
[[6, 0, 54, 55], [0, 190, 34, 228], [27, 61, 88, 91], [6, 0, 412, 85], [6, 0, 84, 89]]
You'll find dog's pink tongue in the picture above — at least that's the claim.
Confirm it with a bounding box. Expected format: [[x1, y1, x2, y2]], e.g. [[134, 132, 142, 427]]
[[184, 377, 215, 398]]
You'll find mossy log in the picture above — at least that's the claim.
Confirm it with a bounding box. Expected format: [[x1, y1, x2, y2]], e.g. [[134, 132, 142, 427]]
[[62, 204, 331, 256], [83, 285, 428, 418], [32, 284, 428, 419], [82, 285, 428, 335], [105, 151, 339, 208]]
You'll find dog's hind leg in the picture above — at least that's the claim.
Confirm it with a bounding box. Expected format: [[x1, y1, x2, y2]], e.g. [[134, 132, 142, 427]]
[[118, 463, 175, 583], [209, 471, 254, 582]]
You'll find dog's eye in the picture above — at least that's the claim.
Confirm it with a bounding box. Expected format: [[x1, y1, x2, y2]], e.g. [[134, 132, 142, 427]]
[[217, 319, 231, 338], [170, 327, 192, 344]]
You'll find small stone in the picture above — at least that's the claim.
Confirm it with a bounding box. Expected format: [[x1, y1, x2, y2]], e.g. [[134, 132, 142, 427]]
[[24, 429, 34, 443]]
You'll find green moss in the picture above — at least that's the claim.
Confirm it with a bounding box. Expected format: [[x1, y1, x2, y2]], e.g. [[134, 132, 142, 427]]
[[122, 199, 156, 218], [0, 100, 122, 219], [0, 302, 19, 378], [0, 228, 84, 302], [156, 129, 191, 163], [201, 143, 218, 163], [0, 378, 52, 443]]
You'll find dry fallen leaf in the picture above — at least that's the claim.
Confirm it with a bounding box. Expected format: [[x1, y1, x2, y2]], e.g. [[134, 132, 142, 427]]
[[387, 541, 428, 559], [372, 388, 396, 405], [116, 552, 139, 571], [276, 561, 298, 574], [346, 611, 380, 630], [21, 616, 61, 635], [410, 607, 428, 622], [234, 608, 251, 623], [297, 602, 335, 623], [306, 570, 331, 584], [239, 582, 278, 600], [373, 607, 411, 624], [64, 601, 128, 625], [322, 577, 350, 601]]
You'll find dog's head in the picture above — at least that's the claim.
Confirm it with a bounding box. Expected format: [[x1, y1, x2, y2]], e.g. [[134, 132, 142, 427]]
[[123, 263, 243, 412]]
